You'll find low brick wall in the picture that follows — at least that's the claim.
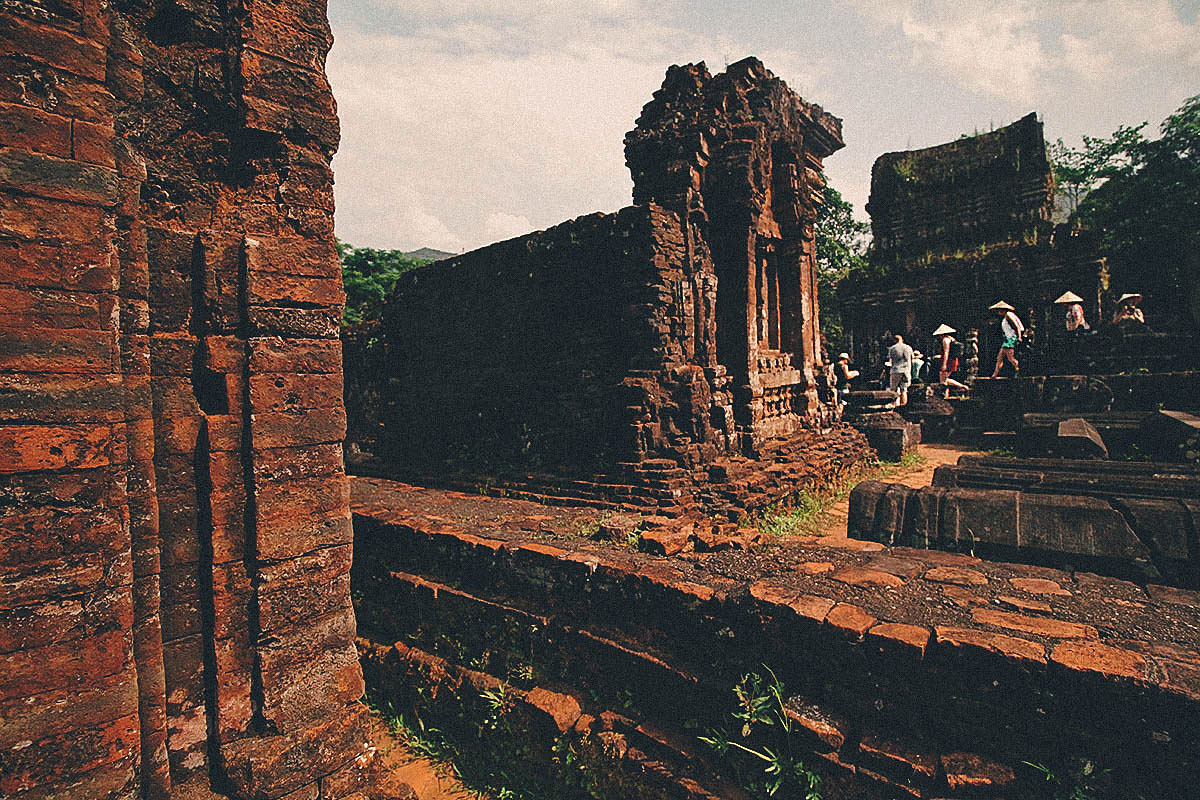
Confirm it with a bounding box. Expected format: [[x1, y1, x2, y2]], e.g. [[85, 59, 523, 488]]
[[352, 477, 1200, 799]]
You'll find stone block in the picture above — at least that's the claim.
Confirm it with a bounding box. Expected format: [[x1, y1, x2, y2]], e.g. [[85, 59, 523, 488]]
[[1052, 417, 1108, 459], [251, 409, 346, 448], [0, 325, 119, 373], [249, 371, 344, 414], [250, 337, 343, 374], [1140, 409, 1200, 462], [939, 488, 1019, 552], [1017, 492, 1155, 575]]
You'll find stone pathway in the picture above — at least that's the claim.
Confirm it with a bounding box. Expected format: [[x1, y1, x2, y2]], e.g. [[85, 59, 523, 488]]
[[813, 443, 982, 541]]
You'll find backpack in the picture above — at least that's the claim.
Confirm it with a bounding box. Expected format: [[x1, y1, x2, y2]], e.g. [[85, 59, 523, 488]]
[[949, 339, 964, 358]]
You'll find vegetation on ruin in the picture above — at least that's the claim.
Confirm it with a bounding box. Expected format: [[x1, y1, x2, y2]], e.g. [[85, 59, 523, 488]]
[[699, 669, 823, 799], [754, 450, 922, 537], [1021, 758, 1110, 800], [367, 684, 657, 800]]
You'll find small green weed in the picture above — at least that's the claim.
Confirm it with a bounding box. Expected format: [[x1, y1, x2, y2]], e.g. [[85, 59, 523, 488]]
[[700, 668, 823, 799], [574, 511, 612, 540], [1022, 758, 1109, 800]]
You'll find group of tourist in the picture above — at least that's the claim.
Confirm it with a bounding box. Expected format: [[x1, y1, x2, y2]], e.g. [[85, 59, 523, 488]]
[[1052, 289, 1145, 332], [833, 290, 1147, 407]]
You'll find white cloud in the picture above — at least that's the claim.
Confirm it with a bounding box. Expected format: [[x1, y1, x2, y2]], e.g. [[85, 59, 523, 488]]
[[840, 0, 1200, 104], [327, 4, 826, 251], [483, 211, 534, 242], [1053, 0, 1200, 84]]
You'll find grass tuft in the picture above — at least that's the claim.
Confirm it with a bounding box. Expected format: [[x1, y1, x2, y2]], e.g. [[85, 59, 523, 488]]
[[754, 450, 926, 538]]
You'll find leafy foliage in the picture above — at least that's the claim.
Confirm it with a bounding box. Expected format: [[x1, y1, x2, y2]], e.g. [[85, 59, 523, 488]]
[[339, 239, 430, 325], [1048, 95, 1200, 325], [814, 180, 871, 344], [1046, 122, 1150, 215], [700, 668, 823, 799]]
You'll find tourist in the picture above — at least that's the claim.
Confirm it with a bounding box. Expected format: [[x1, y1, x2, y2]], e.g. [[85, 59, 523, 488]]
[[887, 334, 914, 407], [932, 323, 969, 391], [834, 352, 859, 403], [1112, 293, 1145, 326], [989, 301, 1025, 378], [911, 350, 925, 384], [1055, 290, 1090, 333]]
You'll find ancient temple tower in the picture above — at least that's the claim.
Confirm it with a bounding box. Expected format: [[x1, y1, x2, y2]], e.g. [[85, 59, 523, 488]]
[[382, 58, 847, 476], [625, 58, 845, 449]]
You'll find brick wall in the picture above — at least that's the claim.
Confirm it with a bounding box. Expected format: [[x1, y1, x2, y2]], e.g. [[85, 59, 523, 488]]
[[381, 204, 741, 473], [867, 112, 1055, 265], [0, 1, 369, 797], [352, 480, 1200, 799]]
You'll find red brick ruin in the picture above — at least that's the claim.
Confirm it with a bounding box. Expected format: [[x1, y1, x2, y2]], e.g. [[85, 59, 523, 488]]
[[376, 59, 868, 517], [4, 2, 1200, 800], [1, 1, 370, 798]]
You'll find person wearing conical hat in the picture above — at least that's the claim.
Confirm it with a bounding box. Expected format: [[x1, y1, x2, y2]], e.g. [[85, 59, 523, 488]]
[[1055, 291, 1089, 333], [931, 323, 968, 390], [911, 348, 926, 383], [1112, 292, 1145, 326], [989, 301, 1025, 378]]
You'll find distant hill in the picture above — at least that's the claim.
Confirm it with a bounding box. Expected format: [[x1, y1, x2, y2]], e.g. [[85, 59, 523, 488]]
[[403, 247, 456, 262]]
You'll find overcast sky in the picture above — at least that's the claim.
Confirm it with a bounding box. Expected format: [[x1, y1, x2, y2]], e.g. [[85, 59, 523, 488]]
[[327, 0, 1200, 253]]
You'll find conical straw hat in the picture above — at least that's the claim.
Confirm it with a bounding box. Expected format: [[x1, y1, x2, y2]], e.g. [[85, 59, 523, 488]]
[[1118, 293, 1143, 304], [989, 300, 1015, 311], [1054, 291, 1083, 304], [932, 324, 956, 336]]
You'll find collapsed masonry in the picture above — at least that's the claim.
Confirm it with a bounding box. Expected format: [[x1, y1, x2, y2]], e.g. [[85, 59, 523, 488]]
[[0, 2, 374, 798], [850, 455, 1200, 589], [351, 477, 1200, 799], [375, 59, 869, 516]]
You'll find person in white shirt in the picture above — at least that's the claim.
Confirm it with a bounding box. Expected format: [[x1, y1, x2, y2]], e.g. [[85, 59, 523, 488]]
[[1055, 291, 1089, 333], [886, 334, 914, 407], [989, 301, 1025, 378]]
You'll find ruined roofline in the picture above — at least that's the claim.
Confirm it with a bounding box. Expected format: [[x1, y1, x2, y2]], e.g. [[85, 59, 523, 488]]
[[865, 111, 1056, 264], [868, 111, 1046, 201], [714, 56, 845, 156], [393, 206, 650, 284], [627, 56, 844, 161]]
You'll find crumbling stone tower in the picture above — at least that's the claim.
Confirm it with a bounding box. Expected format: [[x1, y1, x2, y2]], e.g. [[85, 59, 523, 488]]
[[1, 1, 369, 798], [382, 58, 850, 484], [625, 59, 845, 449]]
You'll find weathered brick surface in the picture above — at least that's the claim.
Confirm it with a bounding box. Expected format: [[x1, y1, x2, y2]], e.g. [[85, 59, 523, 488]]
[[352, 477, 1200, 798], [0, 0, 368, 796], [373, 59, 855, 507]]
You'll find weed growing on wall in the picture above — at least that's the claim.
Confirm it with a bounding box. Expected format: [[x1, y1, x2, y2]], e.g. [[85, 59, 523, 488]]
[[1021, 758, 1112, 800], [700, 668, 823, 799]]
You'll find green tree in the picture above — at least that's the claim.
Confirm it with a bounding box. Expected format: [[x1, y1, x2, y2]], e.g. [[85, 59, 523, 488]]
[[1046, 122, 1149, 214], [814, 180, 870, 345], [339, 240, 430, 325], [1064, 95, 1200, 326]]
